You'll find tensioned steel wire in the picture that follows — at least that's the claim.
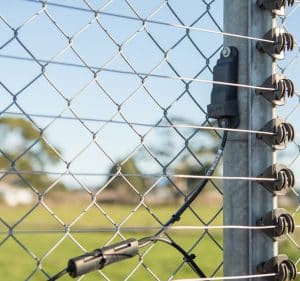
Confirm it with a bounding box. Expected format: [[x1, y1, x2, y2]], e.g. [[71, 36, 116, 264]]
[[0, 0, 294, 280]]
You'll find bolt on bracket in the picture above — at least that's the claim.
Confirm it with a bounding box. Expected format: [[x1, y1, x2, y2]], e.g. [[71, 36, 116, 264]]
[[207, 46, 239, 128], [257, 255, 297, 281], [257, 118, 295, 150], [256, 208, 295, 241], [257, 0, 295, 16], [257, 163, 295, 195], [256, 28, 294, 60], [256, 74, 295, 106]]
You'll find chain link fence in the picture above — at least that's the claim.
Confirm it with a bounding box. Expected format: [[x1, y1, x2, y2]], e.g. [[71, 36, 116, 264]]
[[277, 1, 300, 273], [2, 1, 299, 280], [0, 1, 226, 280]]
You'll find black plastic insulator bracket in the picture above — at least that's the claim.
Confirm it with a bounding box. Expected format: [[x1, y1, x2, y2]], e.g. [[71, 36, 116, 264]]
[[207, 46, 239, 128], [257, 163, 295, 195], [256, 118, 295, 150], [256, 28, 294, 59], [257, 0, 295, 16], [257, 255, 297, 281], [256, 208, 295, 241], [256, 74, 295, 106]]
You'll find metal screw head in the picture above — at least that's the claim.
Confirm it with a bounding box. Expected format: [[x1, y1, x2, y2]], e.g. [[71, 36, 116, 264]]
[[222, 47, 231, 58]]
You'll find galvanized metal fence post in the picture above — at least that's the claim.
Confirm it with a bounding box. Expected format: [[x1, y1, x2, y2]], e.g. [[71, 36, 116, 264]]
[[223, 1, 276, 279]]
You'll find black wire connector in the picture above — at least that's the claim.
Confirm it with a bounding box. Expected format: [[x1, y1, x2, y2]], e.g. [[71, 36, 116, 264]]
[[48, 239, 139, 280], [68, 239, 138, 278], [48, 237, 206, 280]]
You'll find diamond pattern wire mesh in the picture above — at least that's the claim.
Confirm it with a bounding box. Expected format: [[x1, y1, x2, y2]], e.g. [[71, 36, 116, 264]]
[[0, 1, 225, 280], [276, 2, 300, 274]]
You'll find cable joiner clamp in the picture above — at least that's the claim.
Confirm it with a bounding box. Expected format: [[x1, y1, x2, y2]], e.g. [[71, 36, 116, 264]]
[[256, 208, 295, 241], [256, 74, 295, 106], [257, 255, 297, 281], [256, 28, 294, 59], [257, 0, 295, 16], [256, 118, 295, 150], [257, 163, 295, 195], [67, 239, 139, 278]]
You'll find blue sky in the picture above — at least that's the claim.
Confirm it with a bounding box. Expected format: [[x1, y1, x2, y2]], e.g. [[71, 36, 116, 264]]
[[0, 0, 225, 188], [0, 0, 299, 188]]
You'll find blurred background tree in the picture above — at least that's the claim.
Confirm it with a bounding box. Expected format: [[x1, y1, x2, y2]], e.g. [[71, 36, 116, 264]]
[[0, 117, 65, 190], [104, 117, 220, 203], [103, 158, 146, 203]]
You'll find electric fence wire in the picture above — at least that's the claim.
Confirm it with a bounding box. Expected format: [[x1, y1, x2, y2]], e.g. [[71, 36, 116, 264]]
[[0, 111, 275, 135], [0, 0, 282, 95], [24, 0, 275, 44], [0, 170, 277, 181], [0, 225, 278, 235], [22, 0, 300, 51], [172, 273, 279, 281], [0, 53, 275, 92]]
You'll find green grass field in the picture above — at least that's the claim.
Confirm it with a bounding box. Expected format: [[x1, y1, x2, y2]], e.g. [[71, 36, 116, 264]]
[[0, 196, 299, 281]]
